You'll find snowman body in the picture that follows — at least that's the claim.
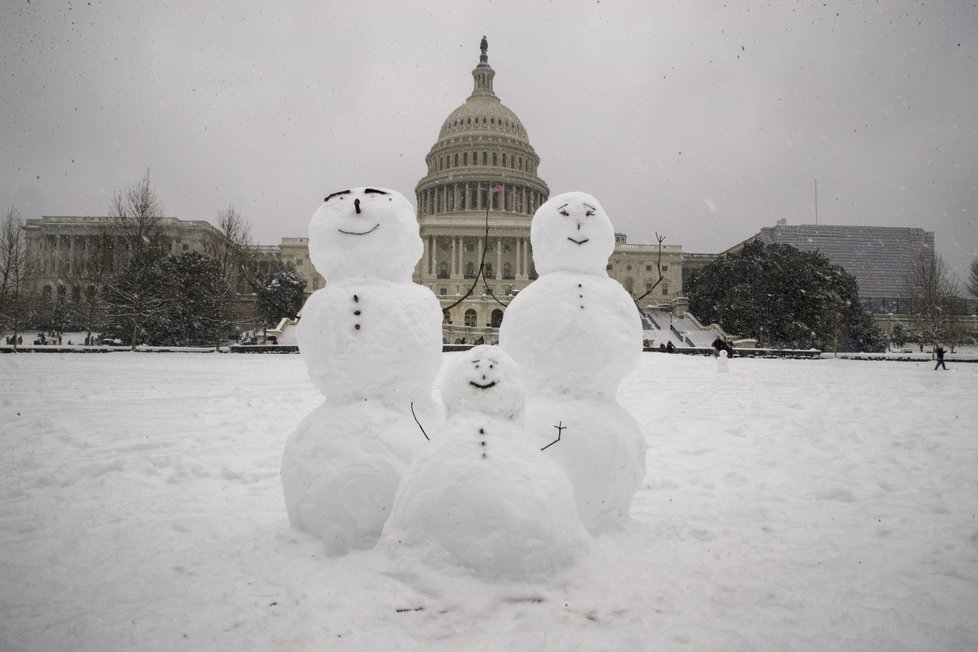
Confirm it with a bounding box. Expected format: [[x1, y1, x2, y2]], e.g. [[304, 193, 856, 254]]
[[282, 187, 443, 555], [500, 192, 645, 534]]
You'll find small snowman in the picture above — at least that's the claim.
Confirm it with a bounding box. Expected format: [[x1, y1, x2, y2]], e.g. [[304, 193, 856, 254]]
[[381, 346, 592, 581], [282, 187, 444, 556], [499, 191, 645, 534]]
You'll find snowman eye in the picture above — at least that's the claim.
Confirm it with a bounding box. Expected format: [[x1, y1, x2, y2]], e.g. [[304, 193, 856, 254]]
[[558, 209, 569, 216], [585, 210, 595, 217]]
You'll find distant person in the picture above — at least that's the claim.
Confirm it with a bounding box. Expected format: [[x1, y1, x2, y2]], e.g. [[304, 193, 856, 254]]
[[724, 340, 734, 358], [666, 340, 676, 353], [711, 337, 724, 357], [934, 344, 948, 371]]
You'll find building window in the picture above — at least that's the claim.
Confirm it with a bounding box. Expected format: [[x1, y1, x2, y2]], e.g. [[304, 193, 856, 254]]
[[464, 309, 477, 327], [626, 264, 632, 271], [312, 277, 320, 290], [440, 287, 447, 296], [662, 265, 669, 271], [662, 284, 669, 295], [465, 243, 475, 252], [502, 153, 507, 166], [463, 152, 468, 165], [482, 152, 487, 165], [645, 264, 652, 271], [454, 153, 458, 166], [491, 309, 503, 328], [465, 261, 475, 278], [438, 262, 449, 278], [492, 152, 497, 166], [503, 262, 513, 279]]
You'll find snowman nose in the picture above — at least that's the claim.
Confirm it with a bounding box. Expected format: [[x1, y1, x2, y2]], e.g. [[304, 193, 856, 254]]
[[577, 223, 581, 231], [354, 198, 362, 214]]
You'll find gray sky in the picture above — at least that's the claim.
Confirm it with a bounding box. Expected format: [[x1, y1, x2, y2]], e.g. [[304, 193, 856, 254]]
[[2, 0, 976, 284]]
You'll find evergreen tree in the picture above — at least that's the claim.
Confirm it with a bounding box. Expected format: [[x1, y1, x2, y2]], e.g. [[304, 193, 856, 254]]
[[688, 241, 884, 351], [255, 263, 306, 334]]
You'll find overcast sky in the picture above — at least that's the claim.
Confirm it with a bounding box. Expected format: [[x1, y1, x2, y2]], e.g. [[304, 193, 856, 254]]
[[2, 0, 976, 283]]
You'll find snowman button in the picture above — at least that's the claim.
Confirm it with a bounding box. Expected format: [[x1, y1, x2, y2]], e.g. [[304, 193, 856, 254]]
[[354, 324, 361, 330], [353, 294, 359, 302], [354, 310, 361, 315]]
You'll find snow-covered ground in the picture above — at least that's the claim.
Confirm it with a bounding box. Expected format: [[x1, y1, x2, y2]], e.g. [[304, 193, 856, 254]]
[[1, 352, 976, 651]]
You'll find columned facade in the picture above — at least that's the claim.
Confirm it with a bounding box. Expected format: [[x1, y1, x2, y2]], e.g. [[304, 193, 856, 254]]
[[414, 41, 549, 343]]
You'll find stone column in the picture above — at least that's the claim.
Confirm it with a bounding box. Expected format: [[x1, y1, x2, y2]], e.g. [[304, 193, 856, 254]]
[[496, 237, 502, 278]]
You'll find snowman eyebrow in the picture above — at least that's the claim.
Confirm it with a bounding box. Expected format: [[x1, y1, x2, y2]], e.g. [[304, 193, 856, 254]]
[[324, 190, 351, 202], [583, 203, 597, 211], [363, 188, 389, 195], [557, 203, 569, 211]]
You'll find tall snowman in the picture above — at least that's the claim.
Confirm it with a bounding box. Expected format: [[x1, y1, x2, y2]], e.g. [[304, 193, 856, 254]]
[[381, 345, 593, 581], [499, 191, 645, 534], [282, 186, 444, 556]]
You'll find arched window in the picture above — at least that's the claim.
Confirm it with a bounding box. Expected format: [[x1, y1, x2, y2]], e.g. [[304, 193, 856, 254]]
[[473, 150, 477, 164], [482, 152, 487, 165], [518, 157, 523, 170], [492, 152, 497, 166], [502, 153, 507, 166], [463, 152, 468, 165], [454, 153, 458, 166], [464, 309, 477, 327], [71, 285, 81, 302], [57, 285, 67, 302], [465, 261, 475, 278], [42, 285, 52, 301], [484, 262, 494, 279], [491, 309, 503, 328], [503, 262, 513, 279], [438, 262, 449, 279]]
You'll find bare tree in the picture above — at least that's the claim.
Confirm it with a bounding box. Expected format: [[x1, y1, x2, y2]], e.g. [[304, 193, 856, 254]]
[[905, 252, 961, 346], [67, 225, 117, 345], [967, 257, 978, 299], [103, 175, 168, 349], [0, 207, 37, 349], [203, 205, 253, 349]]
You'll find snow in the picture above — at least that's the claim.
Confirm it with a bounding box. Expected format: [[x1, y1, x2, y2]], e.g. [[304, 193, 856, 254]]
[[500, 191, 646, 534], [2, 352, 977, 651], [284, 186, 443, 554], [381, 346, 593, 582]]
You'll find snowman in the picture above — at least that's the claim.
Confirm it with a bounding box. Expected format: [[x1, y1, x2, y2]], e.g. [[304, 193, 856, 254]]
[[281, 186, 444, 556], [380, 346, 592, 581], [499, 191, 645, 534]]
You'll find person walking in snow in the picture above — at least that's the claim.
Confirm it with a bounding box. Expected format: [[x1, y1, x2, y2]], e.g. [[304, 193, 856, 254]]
[[934, 344, 948, 371]]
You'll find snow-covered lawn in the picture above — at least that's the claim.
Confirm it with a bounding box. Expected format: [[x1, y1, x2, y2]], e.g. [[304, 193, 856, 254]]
[[1, 352, 976, 651]]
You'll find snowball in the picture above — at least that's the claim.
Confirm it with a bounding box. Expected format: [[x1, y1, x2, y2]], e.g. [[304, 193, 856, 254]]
[[500, 272, 642, 397], [296, 281, 443, 413], [308, 187, 422, 283], [522, 396, 646, 534], [530, 191, 616, 275], [440, 345, 524, 422], [381, 349, 593, 580], [281, 402, 427, 556]]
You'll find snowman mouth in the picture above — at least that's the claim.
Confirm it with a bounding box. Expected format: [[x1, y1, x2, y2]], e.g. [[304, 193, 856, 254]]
[[469, 381, 497, 390], [567, 237, 589, 245], [338, 223, 380, 236]]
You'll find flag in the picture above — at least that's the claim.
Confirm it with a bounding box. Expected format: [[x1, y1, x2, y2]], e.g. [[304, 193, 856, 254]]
[[491, 183, 503, 193]]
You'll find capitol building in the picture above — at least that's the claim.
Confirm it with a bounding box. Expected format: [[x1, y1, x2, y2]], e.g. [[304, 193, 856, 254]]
[[413, 40, 682, 342], [20, 40, 684, 343]]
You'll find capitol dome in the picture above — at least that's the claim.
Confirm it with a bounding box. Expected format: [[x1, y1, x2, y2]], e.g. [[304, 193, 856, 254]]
[[414, 38, 551, 340], [415, 39, 549, 221]]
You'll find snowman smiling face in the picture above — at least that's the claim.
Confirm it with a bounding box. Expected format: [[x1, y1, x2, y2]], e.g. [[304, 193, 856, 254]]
[[308, 186, 423, 282], [530, 192, 616, 275], [441, 345, 525, 422]]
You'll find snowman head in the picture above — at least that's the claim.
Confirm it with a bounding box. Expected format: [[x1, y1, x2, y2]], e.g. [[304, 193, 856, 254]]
[[530, 191, 616, 275], [308, 186, 422, 282], [441, 345, 525, 422]]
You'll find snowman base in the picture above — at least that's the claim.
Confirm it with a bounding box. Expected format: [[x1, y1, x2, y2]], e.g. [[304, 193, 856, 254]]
[[281, 401, 424, 556], [525, 396, 646, 535]]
